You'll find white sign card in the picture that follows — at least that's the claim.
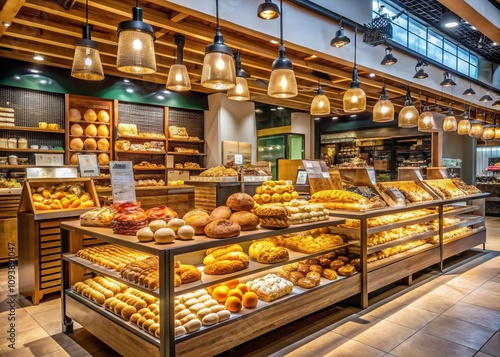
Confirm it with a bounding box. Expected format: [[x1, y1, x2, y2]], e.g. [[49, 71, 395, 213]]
[[234, 154, 243, 165], [109, 161, 136, 203], [78, 154, 100, 177], [296, 170, 308, 185]]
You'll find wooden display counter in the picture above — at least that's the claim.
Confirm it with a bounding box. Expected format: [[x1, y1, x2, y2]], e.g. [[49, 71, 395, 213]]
[[0, 188, 21, 263]]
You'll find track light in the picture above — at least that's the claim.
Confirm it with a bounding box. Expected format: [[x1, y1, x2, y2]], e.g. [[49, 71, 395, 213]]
[[381, 46, 397, 66], [373, 84, 394, 122], [441, 10, 461, 28], [257, 0, 280, 20], [398, 85, 418, 128], [166, 35, 191, 91], [330, 20, 350, 48], [462, 85, 475, 96], [310, 77, 330, 116], [413, 60, 428, 79], [479, 91, 493, 102], [227, 51, 250, 101], [440, 72, 456, 87]]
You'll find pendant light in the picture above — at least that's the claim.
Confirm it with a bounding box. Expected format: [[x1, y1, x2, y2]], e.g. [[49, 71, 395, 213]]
[[116, 0, 156, 74], [462, 84, 475, 96], [381, 46, 397, 66], [441, 9, 461, 28], [201, 0, 236, 90], [479, 91, 493, 102], [310, 77, 330, 116], [482, 113, 495, 140], [330, 20, 351, 48], [166, 35, 191, 91], [418, 97, 434, 131], [343, 24, 366, 112], [257, 0, 280, 20], [398, 85, 418, 128], [443, 105, 457, 132], [267, 0, 297, 98], [493, 98, 500, 107], [469, 113, 484, 138], [494, 115, 500, 139], [71, 0, 104, 80], [227, 51, 251, 101], [440, 72, 456, 87], [457, 111, 471, 135], [373, 83, 394, 122], [413, 60, 428, 79]]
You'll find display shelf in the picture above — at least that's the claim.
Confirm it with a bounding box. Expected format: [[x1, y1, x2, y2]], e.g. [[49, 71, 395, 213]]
[[443, 204, 480, 217], [68, 135, 110, 139], [133, 167, 167, 171], [68, 120, 110, 126], [0, 165, 78, 169], [68, 149, 110, 153], [115, 150, 166, 155], [348, 230, 438, 255], [442, 226, 485, 246], [443, 215, 485, 233], [172, 167, 206, 171], [0, 148, 64, 154], [168, 138, 204, 144], [0, 126, 65, 134], [117, 135, 166, 141], [442, 228, 486, 260], [167, 152, 206, 157], [367, 243, 437, 272]]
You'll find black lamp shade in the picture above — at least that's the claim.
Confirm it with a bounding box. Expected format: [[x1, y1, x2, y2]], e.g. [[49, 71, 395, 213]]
[[257, 0, 280, 19], [330, 28, 350, 48], [414, 69, 428, 79], [480, 94, 493, 102], [462, 87, 476, 96], [381, 47, 397, 65], [441, 10, 461, 28]]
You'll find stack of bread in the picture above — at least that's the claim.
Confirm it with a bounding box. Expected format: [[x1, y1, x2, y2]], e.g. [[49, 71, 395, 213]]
[[76, 244, 151, 271], [453, 180, 481, 195], [309, 189, 371, 211], [30, 182, 96, 211], [430, 226, 471, 244], [367, 239, 428, 263], [377, 181, 434, 203], [270, 228, 345, 254], [283, 199, 329, 224], [248, 238, 289, 263], [199, 165, 238, 177], [254, 204, 290, 228], [253, 180, 299, 205], [111, 202, 149, 235], [202, 244, 250, 275]]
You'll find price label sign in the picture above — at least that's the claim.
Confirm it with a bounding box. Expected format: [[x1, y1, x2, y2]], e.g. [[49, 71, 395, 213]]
[[234, 154, 243, 165], [296, 170, 308, 185], [110, 161, 136, 203], [78, 154, 100, 177]]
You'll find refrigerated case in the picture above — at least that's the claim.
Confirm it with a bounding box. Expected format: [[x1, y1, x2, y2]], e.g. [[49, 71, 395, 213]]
[[257, 133, 304, 179]]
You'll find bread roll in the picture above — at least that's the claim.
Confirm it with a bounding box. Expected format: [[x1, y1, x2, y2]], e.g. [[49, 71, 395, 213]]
[[70, 123, 84, 136], [98, 153, 109, 166], [97, 138, 110, 151], [229, 211, 259, 231], [70, 153, 80, 165], [226, 192, 255, 212], [204, 219, 241, 238], [84, 109, 97, 122], [83, 138, 97, 150], [69, 108, 82, 121], [97, 124, 109, 137], [209, 206, 232, 221], [70, 138, 84, 150], [183, 209, 209, 221], [97, 110, 110, 123], [85, 124, 97, 137], [184, 214, 210, 235]]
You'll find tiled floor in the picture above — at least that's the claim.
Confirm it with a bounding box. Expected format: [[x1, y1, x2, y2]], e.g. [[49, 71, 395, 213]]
[[1, 217, 499, 357]]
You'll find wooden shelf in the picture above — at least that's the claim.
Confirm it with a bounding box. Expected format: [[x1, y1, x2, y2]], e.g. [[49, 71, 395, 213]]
[[0, 148, 64, 154], [68, 120, 110, 126], [117, 135, 166, 141], [115, 150, 166, 155], [173, 167, 206, 171], [68, 149, 110, 154], [168, 138, 204, 143], [69, 135, 110, 139], [0, 164, 77, 169], [0, 126, 65, 134], [133, 167, 166, 171], [167, 152, 205, 156]]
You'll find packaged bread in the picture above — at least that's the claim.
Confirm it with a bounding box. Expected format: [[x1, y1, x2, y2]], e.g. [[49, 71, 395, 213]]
[[80, 206, 117, 226], [70, 138, 84, 150], [85, 124, 97, 137], [70, 123, 84, 136], [168, 126, 188, 138], [84, 109, 97, 122], [83, 138, 97, 150], [97, 110, 110, 123], [115, 140, 131, 151], [69, 108, 82, 121], [97, 138, 110, 151], [97, 124, 109, 137]]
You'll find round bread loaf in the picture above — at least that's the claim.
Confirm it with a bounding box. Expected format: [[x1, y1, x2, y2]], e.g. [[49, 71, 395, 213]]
[[209, 206, 232, 221], [85, 124, 97, 137], [70, 138, 84, 150], [84, 109, 97, 122], [97, 124, 109, 137], [254, 204, 288, 218], [97, 110, 110, 123], [83, 138, 97, 150], [184, 214, 210, 235], [204, 219, 241, 238], [183, 209, 209, 221], [69, 108, 82, 121], [229, 211, 259, 231], [97, 138, 110, 151], [70, 153, 80, 165], [98, 153, 109, 166], [226, 192, 255, 212], [70, 123, 84, 136]]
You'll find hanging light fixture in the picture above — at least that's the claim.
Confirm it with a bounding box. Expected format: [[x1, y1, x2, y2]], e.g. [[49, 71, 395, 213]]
[[494, 115, 500, 139], [227, 51, 251, 101], [343, 25, 365, 112], [398, 85, 418, 128], [469, 112, 484, 138], [480, 113, 495, 140], [441, 9, 461, 28], [418, 97, 434, 131], [479, 91, 493, 102], [373, 83, 394, 122], [443, 105, 457, 132], [33, 53, 44, 61], [462, 84, 475, 96], [457, 111, 471, 135], [257, 0, 280, 20], [413, 60, 428, 79], [71, 0, 104, 81], [201, 0, 236, 90], [440, 72, 457, 87], [330, 19, 351, 48], [310, 77, 330, 116], [381, 46, 397, 65], [268, 0, 297, 98], [116, 0, 156, 74], [493, 98, 500, 107], [166, 35, 191, 91]]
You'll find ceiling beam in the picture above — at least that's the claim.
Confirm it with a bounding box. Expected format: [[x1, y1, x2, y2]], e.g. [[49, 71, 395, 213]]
[[0, 0, 26, 37]]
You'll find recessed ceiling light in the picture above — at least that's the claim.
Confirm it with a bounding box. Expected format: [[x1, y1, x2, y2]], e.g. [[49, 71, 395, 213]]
[[123, 79, 130, 83], [369, 73, 376, 78], [125, 88, 134, 93], [39, 80, 47, 84], [2, 21, 10, 27], [332, 116, 338, 120], [277, 106, 284, 110], [470, 25, 477, 30], [33, 53, 44, 61], [350, 114, 357, 118], [314, 117, 320, 120], [270, 39, 279, 44], [493, 42, 498, 46], [270, 108, 277, 111], [30, 69, 40, 73], [255, 108, 263, 114]]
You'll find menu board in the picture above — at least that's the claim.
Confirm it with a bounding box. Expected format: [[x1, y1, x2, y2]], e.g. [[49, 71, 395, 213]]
[[78, 154, 100, 177], [302, 160, 334, 193], [109, 161, 136, 203]]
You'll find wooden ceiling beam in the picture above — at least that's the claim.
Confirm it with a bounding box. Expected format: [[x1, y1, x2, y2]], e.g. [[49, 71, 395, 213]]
[[0, 0, 26, 37]]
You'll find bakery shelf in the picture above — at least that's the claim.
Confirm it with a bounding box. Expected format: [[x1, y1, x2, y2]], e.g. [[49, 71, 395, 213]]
[[367, 243, 438, 272], [0, 165, 77, 169], [117, 135, 166, 141], [442, 204, 480, 217], [68, 135, 110, 139], [133, 167, 167, 171], [168, 139, 204, 144], [173, 168, 206, 171], [348, 230, 438, 255], [0, 126, 65, 134], [68, 149, 110, 153], [115, 150, 166, 155], [442, 226, 486, 246], [167, 152, 206, 157], [443, 215, 485, 233], [68, 120, 110, 126], [0, 148, 64, 154]]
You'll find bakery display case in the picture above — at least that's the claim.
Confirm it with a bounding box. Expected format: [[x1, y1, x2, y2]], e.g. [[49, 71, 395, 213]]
[[60, 216, 357, 357]]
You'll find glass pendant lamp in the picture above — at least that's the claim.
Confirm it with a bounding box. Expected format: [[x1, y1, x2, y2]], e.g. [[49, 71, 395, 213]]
[[201, 0, 236, 90], [469, 122, 484, 138], [310, 78, 330, 116], [398, 86, 418, 128], [482, 126, 495, 140], [373, 84, 394, 122], [443, 107, 457, 132], [116, 0, 156, 74], [495, 127, 500, 139], [227, 51, 251, 101], [343, 24, 365, 112], [457, 112, 471, 135], [166, 35, 191, 91], [268, 0, 297, 98], [71, 0, 104, 80], [418, 99, 434, 131]]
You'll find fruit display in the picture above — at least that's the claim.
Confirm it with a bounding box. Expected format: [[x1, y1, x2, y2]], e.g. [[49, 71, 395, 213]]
[[253, 180, 299, 205], [29, 182, 96, 211]]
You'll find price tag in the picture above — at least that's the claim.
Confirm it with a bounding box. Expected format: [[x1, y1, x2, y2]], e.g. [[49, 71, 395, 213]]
[[234, 154, 243, 165], [110, 161, 136, 203], [78, 154, 100, 177], [296, 170, 307, 185], [366, 168, 377, 186]]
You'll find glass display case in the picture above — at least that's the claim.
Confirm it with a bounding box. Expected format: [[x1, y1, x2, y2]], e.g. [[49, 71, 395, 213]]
[[257, 133, 304, 179]]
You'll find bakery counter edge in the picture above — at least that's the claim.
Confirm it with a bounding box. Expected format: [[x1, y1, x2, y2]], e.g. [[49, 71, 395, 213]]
[[96, 185, 194, 194], [60, 217, 346, 256]]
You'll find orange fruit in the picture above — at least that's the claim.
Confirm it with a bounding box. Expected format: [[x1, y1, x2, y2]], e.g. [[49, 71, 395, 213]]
[[212, 285, 230, 303], [225, 296, 242, 312], [227, 288, 243, 300], [242, 292, 259, 309], [206, 283, 221, 296], [223, 278, 239, 290], [235, 283, 249, 294]]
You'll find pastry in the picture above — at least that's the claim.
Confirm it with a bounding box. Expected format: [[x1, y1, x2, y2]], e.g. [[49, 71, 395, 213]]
[[80, 206, 116, 226], [337, 264, 356, 276], [322, 268, 338, 280], [84, 109, 97, 122], [329, 259, 345, 270], [254, 204, 290, 228], [145, 205, 177, 222], [226, 192, 255, 212], [111, 202, 149, 235], [245, 273, 293, 302], [203, 244, 243, 264], [229, 211, 259, 231], [204, 219, 241, 238], [248, 240, 289, 264], [288, 271, 304, 285], [203, 245, 249, 275]]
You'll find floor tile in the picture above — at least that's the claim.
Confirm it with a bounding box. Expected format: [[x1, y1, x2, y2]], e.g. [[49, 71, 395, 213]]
[[0, 326, 50, 355], [377, 305, 439, 330], [428, 284, 472, 301], [475, 352, 495, 357], [0, 310, 40, 339], [443, 302, 500, 330], [361, 300, 408, 320], [475, 281, 500, 295], [27, 306, 61, 326], [480, 331, 500, 357], [408, 294, 457, 314], [420, 315, 496, 350], [331, 314, 382, 337], [446, 274, 491, 290], [5, 337, 63, 357], [462, 290, 500, 311], [390, 331, 478, 357]]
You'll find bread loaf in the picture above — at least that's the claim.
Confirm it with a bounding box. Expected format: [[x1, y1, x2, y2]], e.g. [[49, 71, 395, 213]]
[[70, 153, 80, 165], [70, 137, 84, 150], [209, 206, 232, 221], [83, 138, 97, 150], [69, 108, 82, 121], [85, 124, 97, 137], [97, 138, 110, 151], [97, 110, 110, 123], [84, 109, 97, 122], [229, 211, 259, 231], [98, 153, 109, 166], [204, 219, 241, 238], [203, 244, 249, 275], [70, 123, 84, 136], [97, 124, 109, 137], [226, 192, 255, 212]]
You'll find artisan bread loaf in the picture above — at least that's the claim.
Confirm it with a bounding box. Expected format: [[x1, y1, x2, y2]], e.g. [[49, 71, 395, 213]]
[[204, 219, 241, 238], [84, 109, 97, 122], [85, 124, 97, 137], [229, 211, 259, 231], [226, 192, 255, 212], [70, 123, 84, 136], [209, 206, 232, 221]]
